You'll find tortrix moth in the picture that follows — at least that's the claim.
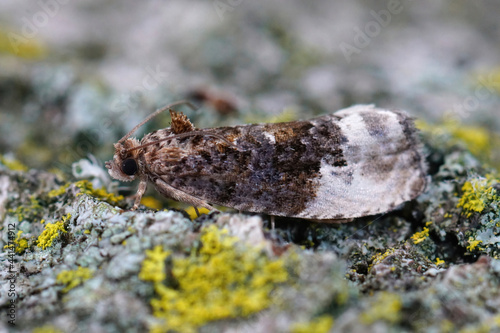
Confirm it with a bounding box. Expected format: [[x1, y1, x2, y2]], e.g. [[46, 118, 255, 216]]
[[105, 102, 427, 222]]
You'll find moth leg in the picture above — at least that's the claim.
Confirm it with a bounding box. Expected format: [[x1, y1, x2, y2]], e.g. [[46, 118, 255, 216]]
[[154, 178, 217, 212], [132, 178, 148, 210]]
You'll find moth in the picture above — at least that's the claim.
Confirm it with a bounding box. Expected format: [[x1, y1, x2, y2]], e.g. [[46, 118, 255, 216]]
[[105, 102, 427, 222]]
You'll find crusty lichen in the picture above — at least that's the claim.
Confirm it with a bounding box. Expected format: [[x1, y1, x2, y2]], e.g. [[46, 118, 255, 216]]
[[56, 266, 94, 293], [360, 292, 402, 325], [140, 225, 289, 333], [0, 154, 29, 171], [457, 176, 498, 217], [140, 196, 163, 210], [467, 237, 483, 252], [4, 230, 29, 253], [37, 213, 70, 250], [411, 227, 430, 245], [8, 196, 44, 222], [291, 315, 334, 333], [75, 180, 124, 205], [47, 183, 69, 198], [416, 119, 499, 166], [139, 245, 171, 283]]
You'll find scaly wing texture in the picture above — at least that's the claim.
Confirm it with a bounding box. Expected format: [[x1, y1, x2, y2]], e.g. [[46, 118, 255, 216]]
[[143, 105, 426, 220]]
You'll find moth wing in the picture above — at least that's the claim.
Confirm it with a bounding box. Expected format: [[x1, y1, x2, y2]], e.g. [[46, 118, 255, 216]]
[[297, 105, 427, 220]]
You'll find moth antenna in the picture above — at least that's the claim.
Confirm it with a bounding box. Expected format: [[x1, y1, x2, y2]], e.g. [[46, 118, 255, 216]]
[[118, 100, 197, 144], [126, 131, 240, 152]]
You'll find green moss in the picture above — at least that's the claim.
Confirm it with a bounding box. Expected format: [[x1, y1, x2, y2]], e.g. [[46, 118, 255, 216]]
[[140, 225, 290, 333], [457, 176, 498, 217], [291, 315, 334, 333], [360, 292, 402, 325], [75, 180, 124, 206], [56, 267, 94, 293], [37, 214, 70, 250]]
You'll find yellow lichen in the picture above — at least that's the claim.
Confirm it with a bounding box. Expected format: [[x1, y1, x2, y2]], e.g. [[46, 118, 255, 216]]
[[457, 177, 498, 217], [142, 225, 289, 333], [369, 248, 396, 272], [435, 257, 445, 266], [185, 206, 211, 220], [37, 214, 70, 250], [75, 180, 124, 205], [0, 154, 28, 171], [467, 237, 483, 252], [139, 245, 171, 283], [47, 183, 69, 198], [8, 196, 43, 222], [360, 292, 402, 325], [245, 107, 298, 124], [0, 29, 46, 58], [291, 315, 334, 333], [56, 267, 94, 293], [13, 230, 28, 253], [416, 118, 500, 169], [141, 196, 163, 210], [411, 227, 430, 245]]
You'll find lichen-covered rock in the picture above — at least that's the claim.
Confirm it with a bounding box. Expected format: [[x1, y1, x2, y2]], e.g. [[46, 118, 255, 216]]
[[2, 113, 500, 333]]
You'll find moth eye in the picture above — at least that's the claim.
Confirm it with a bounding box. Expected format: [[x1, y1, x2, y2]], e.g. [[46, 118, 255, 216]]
[[121, 159, 138, 176]]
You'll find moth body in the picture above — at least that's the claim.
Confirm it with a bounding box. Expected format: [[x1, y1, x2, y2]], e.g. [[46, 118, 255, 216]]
[[106, 104, 427, 222]]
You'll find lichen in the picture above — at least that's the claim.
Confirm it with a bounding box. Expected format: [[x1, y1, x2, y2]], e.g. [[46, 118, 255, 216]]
[[8, 196, 44, 222], [0, 154, 29, 171], [139, 245, 171, 283], [37, 213, 70, 250], [411, 227, 430, 245], [140, 196, 163, 210], [360, 292, 402, 325], [435, 258, 445, 266], [3, 230, 29, 253], [457, 176, 498, 217], [0, 29, 46, 58], [47, 183, 69, 198], [416, 119, 498, 165], [184, 206, 211, 220], [369, 248, 396, 272], [291, 315, 334, 333], [74, 180, 124, 205], [56, 266, 94, 293], [141, 225, 289, 333], [467, 237, 483, 252]]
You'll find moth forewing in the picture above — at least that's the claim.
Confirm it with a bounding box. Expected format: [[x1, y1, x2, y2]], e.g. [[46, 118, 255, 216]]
[[106, 104, 427, 221]]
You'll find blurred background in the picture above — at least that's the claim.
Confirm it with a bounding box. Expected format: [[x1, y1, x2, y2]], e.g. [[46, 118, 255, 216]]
[[0, 0, 499, 172]]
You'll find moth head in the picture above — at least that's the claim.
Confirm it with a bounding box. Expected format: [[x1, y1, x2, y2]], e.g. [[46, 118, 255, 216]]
[[105, 139, 141, 182]]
